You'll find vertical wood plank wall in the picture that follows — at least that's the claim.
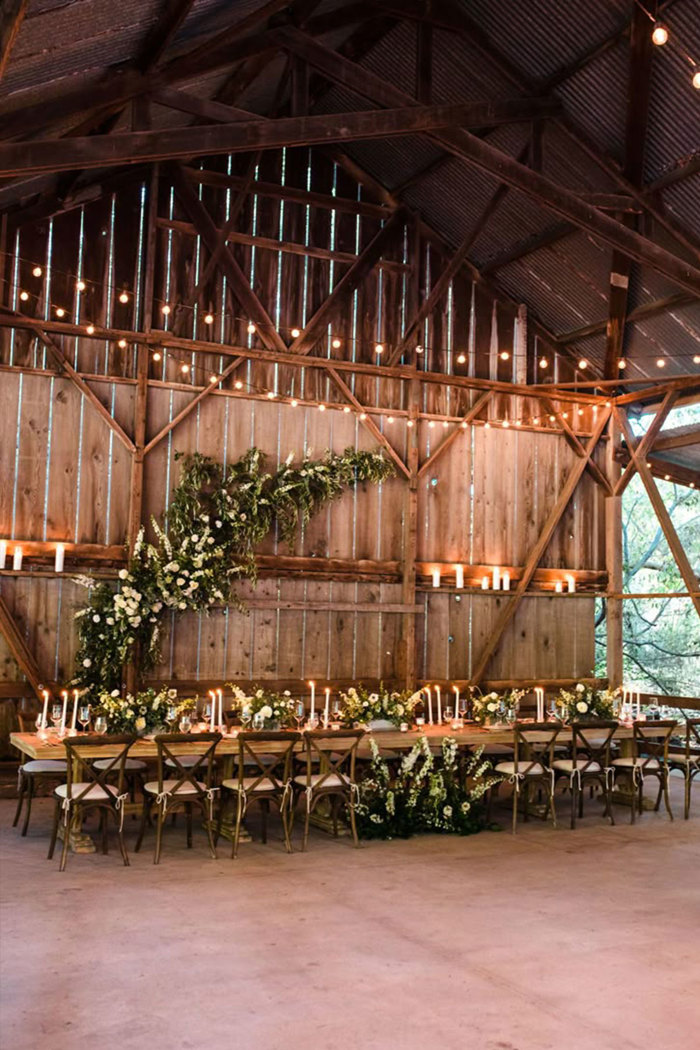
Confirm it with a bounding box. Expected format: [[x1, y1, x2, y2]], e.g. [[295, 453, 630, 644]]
[[0, 148, 601, 691]]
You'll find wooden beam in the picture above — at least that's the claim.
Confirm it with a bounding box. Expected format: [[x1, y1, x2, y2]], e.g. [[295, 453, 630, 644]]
[[616, 407, 700, 617], [0, 0, 27, 81], [417, 391, 492, 477], [614, 389, 677, 496], [0, 592, 43, 698], [646, 153, 700, 194], [136, 0, 197, 71], [468, 408, 612, 684], [150, 86, 252, 123], [651, 425, 700, 453], [0, 101, 560, 176], [398, 378, 419, 688], [325, 367, 410, 478], [541, 397, 613, 494], [605, 413, 623, 689], [289, 208, 407, 356], [278, 27, 700, 297], [558, 292, 697, 344], [480, 222, 574, 275]]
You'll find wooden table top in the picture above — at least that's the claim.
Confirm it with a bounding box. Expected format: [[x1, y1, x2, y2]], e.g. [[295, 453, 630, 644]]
[[9, 722, 642, 760]]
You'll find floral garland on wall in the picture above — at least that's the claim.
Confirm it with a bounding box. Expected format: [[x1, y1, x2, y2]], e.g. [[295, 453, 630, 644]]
[[73, 447, 394, 695]]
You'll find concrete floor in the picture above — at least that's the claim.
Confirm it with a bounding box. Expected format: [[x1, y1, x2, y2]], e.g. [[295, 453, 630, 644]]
[[1, 783, 698, 1050]]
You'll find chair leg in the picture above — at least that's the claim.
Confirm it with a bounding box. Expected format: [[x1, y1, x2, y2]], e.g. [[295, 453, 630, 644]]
[[13, 772, 26, 828], [204, 801, 217, 860], [154, 805, 165, 865], [261, 798, 268, 845], [232, 793, 243, 859], [281, 800, 293, 854], [115, 810, 130, 867], [511, 785, 518, 835], [347, 795, 359, 848], [134, 797, 149, 852], [570, 782, 577, 830], [662, 770, 674, 821], [59, 812, 71, 872], [302, 794, 312, 851], [21, 776, 34, 837], [47, 799, 60, 860], [685, 772, 691, 820], [185, 803, 193, 848]]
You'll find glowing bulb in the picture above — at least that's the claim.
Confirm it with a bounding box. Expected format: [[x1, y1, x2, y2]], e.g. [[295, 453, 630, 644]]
[[664, 474, 671, 481], [267, 391, 276, 399], [161, 304, 171, 315], [55, 307, 65, 317], [318, 403, 326, 412], [76, 280, 86, 291], [539, 357, 548, 368], [331, 337, 341, 349], [693, 70, 700, 89], [578, 408, 584, 416], [651, 23, 668, 46], [210, 375, 218, 384], [204, 313, 214, 325], [343, 405, 351, 413], [359, 412, 367, 421], [693, 355, 700, 364], [442, 420, 448, 428], [32, 266, 42, 277], [562, 412, 568, 419], [578, 358, 588, 369], [234, 380, 243, 390], [86, 324, 95, 335], [118, 338, 127, 348], [549, 415, 556, 422], [387, 416, 395, 423], [291, 327, 300, 338], [502, 419, 510, 428], [19, 290, 29, 301], [428, 421, 435, 429], [415, 345, 423, 354], [374, 343, 384, 355], [247, 322, 256, 334], [152, 351, 161, 362], [618, 358, 627, 369], [180, 363, 189, 374], [656, 357, 666, 368], [119, 291, 129, 304], [500, 350, 510, 361], [456, 353, 466, 364], [431, 568, 441, 589], [291, 398, 298, 407], [407, 419, 415, 428], [484, 421, 490, 430]]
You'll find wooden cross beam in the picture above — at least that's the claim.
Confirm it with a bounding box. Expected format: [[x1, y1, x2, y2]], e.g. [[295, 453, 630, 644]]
[[468, 407, 612, 684], [277, 28, 700, 296], [0, 592, 44, 698], [0, 0, 27, 81], [614, 389, 677, 496], [416, 390, 492, 478], [325, 367, 410, 478], [135, 0, 198, 72], [558, 292, 697, 344], [541, 397, 613, 494], [615, 407, 700, 618]]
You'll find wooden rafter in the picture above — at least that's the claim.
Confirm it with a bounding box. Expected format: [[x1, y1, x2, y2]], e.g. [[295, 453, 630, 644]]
[[135, 0, 197, 71], [615, 407, 700, 617], [416, 390, 492, 477], [325, 368, 410, 478], [559, 292, 697, 344], [614, 389, 677, 496], [468, 407, 612, 684], [0, 592, 44, 698], [0, 0, 27, 81], [541, 397, 613, 494], [651, 425, 700, 453]]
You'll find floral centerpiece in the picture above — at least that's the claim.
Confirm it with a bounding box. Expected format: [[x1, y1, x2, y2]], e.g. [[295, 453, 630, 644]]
[[354, 736, 501, 839], [95, 687, 195, 735], [555, 683, 620, 722], [471, 689, 525, 726], [339, 684, 422, 728], [227, 684, 295, 729]]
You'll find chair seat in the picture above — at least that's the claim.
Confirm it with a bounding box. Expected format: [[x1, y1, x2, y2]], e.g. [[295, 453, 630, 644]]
[[293, 773, 349, 790], [553, 759, 602, 773], [54, 782, 116, 802], [668, 753, 699, 765], [479, 744, 514, 756], [221, 776, 282, 793], [612, 757, 660, 769], [21, 759, 67, 774], [164, 755, 207, 769], [93, 757, 147, 772], [494, 761, 546, 777], [144, 779, 207, 796]]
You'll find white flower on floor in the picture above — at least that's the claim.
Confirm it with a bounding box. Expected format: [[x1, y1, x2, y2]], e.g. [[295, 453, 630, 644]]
[[118, 569, 128, 580]]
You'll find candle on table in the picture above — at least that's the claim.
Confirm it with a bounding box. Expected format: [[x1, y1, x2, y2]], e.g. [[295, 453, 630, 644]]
[[209, 690, 216, 731], [55, 544, 65, 573], [12, 547, 23, 571], [492, 567, 501, 590], [324, 688, 330, 726], [0, 541, 6, 569], [535, 687, 544, 722], [70, 689, 79, 731], [435, 685, 442, 724], [41, 689, 49, 730], [60, 690, 68, 733], [453, 684, 460, 714], [217, 688, 223, 728], [309, 681, 316, 719], [455, 565, 464, 590], [481, 575, 489, 590], [502, 570, 510, 591], [424, 685, 433, 725]]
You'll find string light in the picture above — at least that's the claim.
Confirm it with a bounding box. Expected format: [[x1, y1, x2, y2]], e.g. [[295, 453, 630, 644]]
[[291, 328, 300, 338], [19, 290, 28, 301], [76, 280, 86, 292], [656, 357, 666, 368], [387, 415, 395, 423], [32, 266, 42, 277], [618, 358, 627, 369], [539, 357, 548, 368], [86, 324, 95, 335], [407, 419, 415, 428], [55, 307, 65, 317], [415, 345, 423, 354], [234, 380, 243, 389], [117, 338, 127, 348], [375, 343, 384, 355], [161, 304, 171, 315], [180, 363, 189, 374], [652, 23, 668, 46], [343, 405, 351, 413], [693, 355, 700, 364], [152, 351, 161, 362], [331, 337, 342, 349], [204, 313, 214, 325], [442, 420, 448, 428], [578, 358, 588, 369], [291, 398, 298, 407], [456, 352, 466, 364], [209, 375, 218, 384], [502, 419, 510, 428], [118, 291, 129, 304], [359, 412, 367, 420], [247, 322, 256, 334], [428, 421, 435, 428], [267, 390, 276, 399], [318, 403, 326, 412], [484, 421, 490, 429], [693, 70, 700, 89], [499, 350, 510, 361]]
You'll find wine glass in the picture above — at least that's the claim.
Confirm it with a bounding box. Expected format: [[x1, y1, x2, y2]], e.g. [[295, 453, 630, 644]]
[[459, 697, 468, 721], [200, 699, 212, 727], [78, 705, 91, 733], [240, 707, 252, 731], [94, 716, 108, 736], [252, 711, 264, 731], [50, 703, 63, 732], [165, 704, 178, 731], [293, 699, 306, 730], [443, 705, 453, 724], [179, 713, 192, 733]]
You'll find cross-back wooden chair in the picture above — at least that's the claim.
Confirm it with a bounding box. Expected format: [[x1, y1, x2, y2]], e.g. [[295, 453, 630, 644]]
[[293, 729, 364, 850], [217, 731, 301, 858], [668, 718, 699, 820], [135, 732, 221, 863], [612, 720, 677, 823], [47, 735, 134, 872], [13, 707, 67, 837], [494, 723, 561, 834], [553, 721, 617, 829]]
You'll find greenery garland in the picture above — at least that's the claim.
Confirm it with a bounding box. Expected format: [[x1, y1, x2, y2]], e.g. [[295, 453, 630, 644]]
[[73, 447, 393, 695]]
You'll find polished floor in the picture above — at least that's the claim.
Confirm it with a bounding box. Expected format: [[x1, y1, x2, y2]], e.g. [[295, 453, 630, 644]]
[[1, 781, 698, 1050]]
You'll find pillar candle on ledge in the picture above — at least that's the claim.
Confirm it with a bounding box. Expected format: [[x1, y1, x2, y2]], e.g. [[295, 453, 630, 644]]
[[566, 574, 576, 593], [481, 575, 489, 590], [55, 544, 65, 573], [309, 681, 315, 719], [0, 541, 6, 569], [492, 567, 501, 590], [12, 547, 22, 571], [455, 565, 464, 590], [502, 570, 511, 591], [554, 580, 563, 593], [431, 568, 441, 588]]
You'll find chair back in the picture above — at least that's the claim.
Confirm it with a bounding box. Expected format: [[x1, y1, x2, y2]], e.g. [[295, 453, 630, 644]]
[[681, 718, 700, 760], [513, 722, 561, 775], [64, 734, 134, 805], [632, 719, 677, 768], [571, 720, 617, 773], [301, 729, 364, 790], [17, 701, 40, 732], [154, 732, 221, 795], [236, 732, 300, 792]]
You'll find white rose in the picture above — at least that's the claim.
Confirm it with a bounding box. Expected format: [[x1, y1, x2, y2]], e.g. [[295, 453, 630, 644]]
[[82, 658, 92, 668], [489, 692, 499, 700], [178, 602, 186, 610], [207, 537, 214, 544], [576, 701, 588, 713], [487, 702, 498, 713], [135, 717, 146, 731], [576, 683, 585, 692], [118, 569, 128, 580], [191, 535, 199, 543], [176, 578, 185, 586], [215, 520, 222, 528], [106, 617, 115, 625], [126, 708, 134, 719], [283, 690, 290, 696], [260, 705, 273, 719], [443, 805, 452, 818]]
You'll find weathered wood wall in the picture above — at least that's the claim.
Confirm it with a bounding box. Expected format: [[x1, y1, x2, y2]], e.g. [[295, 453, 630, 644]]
[[0, 148, 602, 705]]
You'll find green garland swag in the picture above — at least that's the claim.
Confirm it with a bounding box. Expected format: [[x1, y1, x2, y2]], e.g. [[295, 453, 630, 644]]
[[73, 447, 394, 695]]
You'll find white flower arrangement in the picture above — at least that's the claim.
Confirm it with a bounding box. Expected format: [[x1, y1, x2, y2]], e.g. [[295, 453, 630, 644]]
[[339, 684, 420, 727], [95, 687, 194, 734], [556, 684, 619, 722], [471, 689, 525, 725], [227, 684, 295, 728]]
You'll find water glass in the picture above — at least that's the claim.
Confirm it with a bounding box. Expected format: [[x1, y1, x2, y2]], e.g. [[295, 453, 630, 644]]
[[50, 703, 63, 730], [179, 714, 192, 733], [94, 716, 108, 736], [252, 711, 264, 731], [443, 706, 453, 723]]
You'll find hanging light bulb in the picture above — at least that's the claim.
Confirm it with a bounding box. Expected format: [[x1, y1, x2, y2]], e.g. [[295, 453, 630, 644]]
[[32, 266, 42, 277], [539, 356, 548, 369], [331, 337, 341, 349], [693, 354, 700, 364], [204, 313, 214, 325], [618, 358, 627, 369], [318, 403, 326, 412], [656, 357, 666, 368], [562, 412, 568, 420], [118, 338, 127, 349], [651, 23, 668, 46], [415, 344, 424, 354], [247, 321, 256, 334], [359, 412, 367, 420], [578, 408, 584, 416], [578, 358, 588, 369], [19, 290, 29, 301], [209, 375, 218, 384], [161, 304, 171, 315], [118, 291, 129, 304], [428, 420, 435, 429], [152, 351, 161, 362], [291, 398, 299, 407], [693, 70, 700, 89], [76, 280, 86, 292], [180, 363, 189, 374], [549, 415, 556, 422], [234, 380, 243, 390], [55, 307, 65, 317], [291, 327, 300, 338], [484, 421, 490, 430], [86, 323, 95, 335], [387, 415, 395, 424], [374, 343, 384, 355], [407, 419, 415, 428], [500, 350, 510, 361], [456, 352, 466, 364], [267, 391, 276, 399], [343, 405, 351, 413], [502, 419, 510, 428]]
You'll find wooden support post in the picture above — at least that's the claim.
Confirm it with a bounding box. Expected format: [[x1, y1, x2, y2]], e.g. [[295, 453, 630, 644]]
[[398, 379, 419, 688], [605, 414, 623, 689]]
